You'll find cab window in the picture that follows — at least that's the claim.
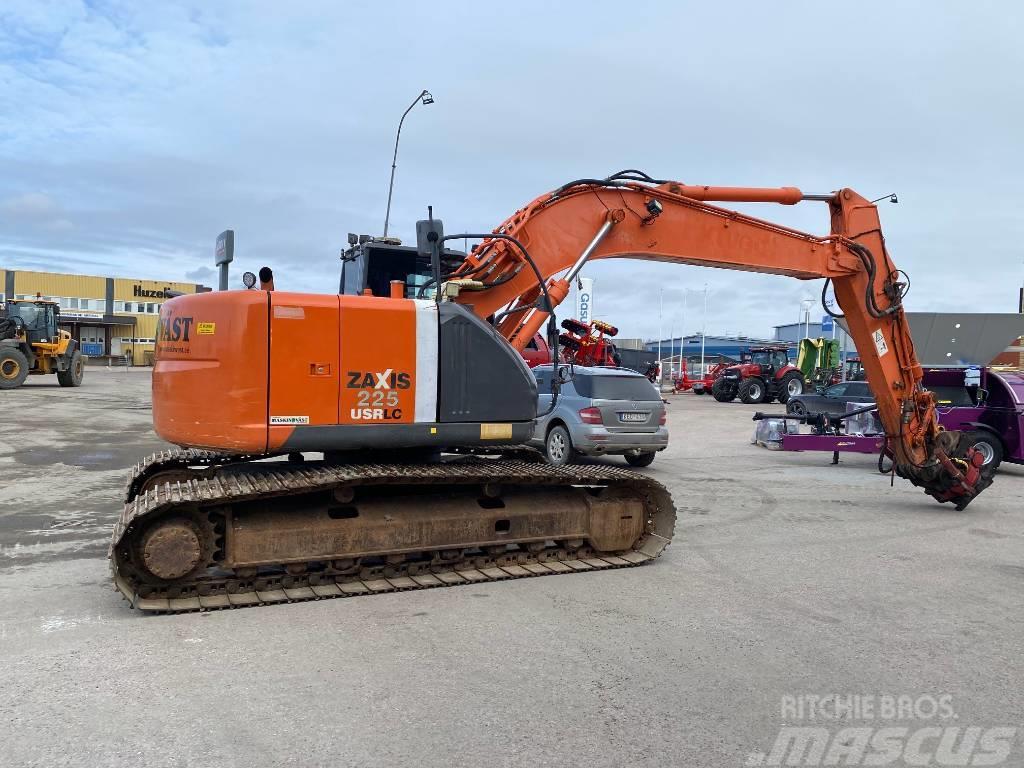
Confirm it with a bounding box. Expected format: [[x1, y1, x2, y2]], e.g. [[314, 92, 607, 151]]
[[16, 304, 40, 327]]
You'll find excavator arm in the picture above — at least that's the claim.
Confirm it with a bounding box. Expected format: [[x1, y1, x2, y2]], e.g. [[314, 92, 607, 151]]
[[446, 172, 992, 509]]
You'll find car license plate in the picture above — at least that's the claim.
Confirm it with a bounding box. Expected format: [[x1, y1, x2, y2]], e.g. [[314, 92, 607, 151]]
[[619, 412, 648, 423]]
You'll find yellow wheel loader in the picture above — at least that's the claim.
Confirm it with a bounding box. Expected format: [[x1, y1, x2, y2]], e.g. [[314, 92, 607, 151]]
[[0, 299, 84, 389]]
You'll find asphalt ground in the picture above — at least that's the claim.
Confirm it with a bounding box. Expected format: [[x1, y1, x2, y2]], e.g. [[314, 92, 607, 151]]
[[1, 369, 1021, 767]]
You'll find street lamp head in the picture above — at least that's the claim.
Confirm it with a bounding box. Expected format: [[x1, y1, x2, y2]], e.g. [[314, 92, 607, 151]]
[[421, 90, 434, 105]]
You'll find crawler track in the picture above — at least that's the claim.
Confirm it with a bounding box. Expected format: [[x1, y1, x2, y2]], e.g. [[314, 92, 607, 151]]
[[110, 450, 676, 613]]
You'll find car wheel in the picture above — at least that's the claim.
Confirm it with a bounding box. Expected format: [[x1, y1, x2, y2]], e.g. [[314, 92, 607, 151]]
[[966, 431, 1003, 470], [624, 451, 656, 468], [776, 372, 805, 404], [545, 425, 574, 466], [0, 347, 30, 389], [786, 399, 807, 416], [738, 377, 764, 405]]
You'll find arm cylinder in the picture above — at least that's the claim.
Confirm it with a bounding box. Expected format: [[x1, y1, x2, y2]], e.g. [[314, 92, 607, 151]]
[[660, 184, 805, 205]]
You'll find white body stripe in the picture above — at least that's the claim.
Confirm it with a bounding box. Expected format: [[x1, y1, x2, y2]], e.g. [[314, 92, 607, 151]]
[[413, 300, 439, 422]]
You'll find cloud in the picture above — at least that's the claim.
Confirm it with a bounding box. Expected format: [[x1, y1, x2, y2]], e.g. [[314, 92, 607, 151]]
[[1, 192, 59, 217], [0, 191, 74, 234], [0, 1, 1021, 342], [184, 265, 215, 282]]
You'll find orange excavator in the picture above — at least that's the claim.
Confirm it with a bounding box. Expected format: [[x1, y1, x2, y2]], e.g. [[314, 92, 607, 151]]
[[110, 171, 992, 612]]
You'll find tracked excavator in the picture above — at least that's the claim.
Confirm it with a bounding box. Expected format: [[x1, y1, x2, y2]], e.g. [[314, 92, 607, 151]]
[[110, 171, 994, 612]]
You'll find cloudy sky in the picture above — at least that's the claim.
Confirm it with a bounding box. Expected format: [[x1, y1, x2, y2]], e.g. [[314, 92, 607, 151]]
[[1, 1, 1021, 340]]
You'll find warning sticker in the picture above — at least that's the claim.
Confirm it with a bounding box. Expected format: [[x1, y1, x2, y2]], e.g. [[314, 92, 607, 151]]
[[197, 322, 216, 335], [270, 415, 310, 425], [872, 328, 889, 357]]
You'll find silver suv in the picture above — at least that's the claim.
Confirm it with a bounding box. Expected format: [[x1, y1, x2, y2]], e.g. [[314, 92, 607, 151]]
[[531, 366, 668, 467]]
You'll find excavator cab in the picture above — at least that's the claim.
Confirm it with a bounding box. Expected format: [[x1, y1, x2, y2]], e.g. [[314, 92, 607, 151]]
[[340, 239, 465, 298]]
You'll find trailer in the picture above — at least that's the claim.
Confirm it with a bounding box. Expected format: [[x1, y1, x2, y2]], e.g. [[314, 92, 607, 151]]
[[766, 367, 1024, 471]]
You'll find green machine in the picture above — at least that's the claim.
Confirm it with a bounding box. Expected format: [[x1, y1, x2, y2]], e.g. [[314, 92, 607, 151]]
[[797, 337, 840, 393]]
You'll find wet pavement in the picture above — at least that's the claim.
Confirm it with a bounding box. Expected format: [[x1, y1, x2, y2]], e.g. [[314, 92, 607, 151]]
[[0, 369, 164, 569]]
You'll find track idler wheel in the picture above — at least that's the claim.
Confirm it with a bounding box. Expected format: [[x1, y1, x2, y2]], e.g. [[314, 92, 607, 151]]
[[139, 517, 206, 580]]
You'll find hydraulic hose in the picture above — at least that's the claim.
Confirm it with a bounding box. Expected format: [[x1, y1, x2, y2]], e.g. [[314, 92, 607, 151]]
[[440, 232, 562, 417]]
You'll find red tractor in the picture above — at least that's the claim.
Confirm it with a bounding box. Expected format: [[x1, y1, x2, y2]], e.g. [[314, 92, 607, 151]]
[[711, 346, 805, 404]]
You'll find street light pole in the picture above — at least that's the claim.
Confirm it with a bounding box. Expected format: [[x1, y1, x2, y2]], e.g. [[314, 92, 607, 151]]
[[383, 89, 434, 239], [700, 283, 708, 375], [681, 291, 688, 377], [668, 311, 677, 379], [799, 298, 813, 339], [657, 288, 663, 383]]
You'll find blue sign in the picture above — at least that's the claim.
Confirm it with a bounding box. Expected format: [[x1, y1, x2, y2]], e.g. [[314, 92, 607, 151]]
[[821, 315, 834, 333]]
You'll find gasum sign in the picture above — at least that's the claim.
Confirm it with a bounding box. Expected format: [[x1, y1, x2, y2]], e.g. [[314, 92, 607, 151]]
[[576, 277, 594, 324]]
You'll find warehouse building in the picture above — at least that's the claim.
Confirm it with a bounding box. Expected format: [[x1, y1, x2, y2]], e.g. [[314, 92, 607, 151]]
[[773, 320, 852, 349], [646, 334, 791, 362], [0, 268, 210, 365]]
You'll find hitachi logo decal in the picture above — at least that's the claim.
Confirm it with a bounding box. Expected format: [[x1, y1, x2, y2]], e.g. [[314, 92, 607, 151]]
[[346, 369, 411, 390]]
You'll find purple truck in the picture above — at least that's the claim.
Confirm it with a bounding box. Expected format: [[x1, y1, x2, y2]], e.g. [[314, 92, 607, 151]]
[[778, 367, 1024, 471]]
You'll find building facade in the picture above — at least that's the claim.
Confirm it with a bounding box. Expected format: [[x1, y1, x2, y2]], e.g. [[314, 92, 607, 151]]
[[773, 321, 852, 348], [646, 334, 792, 362], [0, 268, 209, 365]]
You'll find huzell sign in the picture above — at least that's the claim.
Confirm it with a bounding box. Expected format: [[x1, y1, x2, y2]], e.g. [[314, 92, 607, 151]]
[[134, 285, 172, 299]]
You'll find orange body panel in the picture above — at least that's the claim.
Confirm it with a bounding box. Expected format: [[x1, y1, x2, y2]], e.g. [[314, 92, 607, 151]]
[[267, 292, 340, 447], [336, 296, 418, 427], [153, 291, 270, 453], [154, 291, 427, 454]]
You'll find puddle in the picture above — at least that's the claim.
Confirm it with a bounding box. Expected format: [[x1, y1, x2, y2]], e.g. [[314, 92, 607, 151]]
[[13, 446, 135, 471]]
